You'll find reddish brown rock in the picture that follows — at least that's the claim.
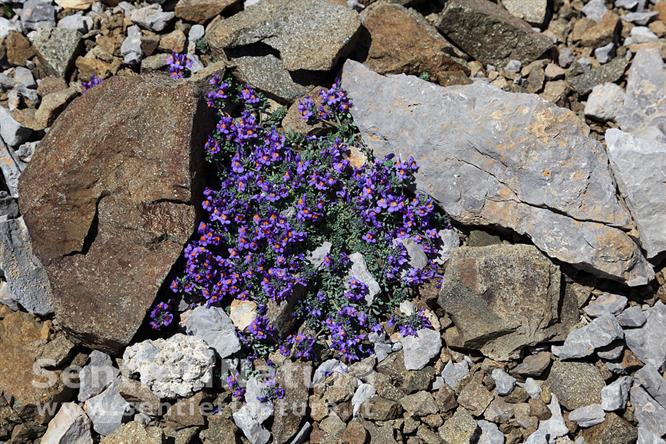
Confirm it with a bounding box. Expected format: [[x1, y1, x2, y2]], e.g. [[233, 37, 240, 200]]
[[0, 306, 76, 440], [19, 74, 214, 353], [5, 31, 35, 66], [358, 2, 469, 87]]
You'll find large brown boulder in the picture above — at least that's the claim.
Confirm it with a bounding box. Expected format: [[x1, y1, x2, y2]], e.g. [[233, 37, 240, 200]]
[[19, 74, 213, 353]]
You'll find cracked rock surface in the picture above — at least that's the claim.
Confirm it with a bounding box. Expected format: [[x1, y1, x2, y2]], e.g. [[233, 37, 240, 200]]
[[18, 74, 214, 353], [342, 60, 653, 286]]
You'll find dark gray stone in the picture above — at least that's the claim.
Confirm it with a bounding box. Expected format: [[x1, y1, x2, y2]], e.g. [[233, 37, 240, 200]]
[[438, 244, 575, 360], [566, 57, 628, 95], [232, 55, 310, 103], [31, 27, 83, 78], [436, 0, 553, 66], [545, 361, 605, 410], [207, 0, 361, 71]]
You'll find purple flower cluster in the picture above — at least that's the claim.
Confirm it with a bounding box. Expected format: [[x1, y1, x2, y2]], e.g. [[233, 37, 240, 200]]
[[298, 79, 352, 124], [226, 372, 245, 400], [149, 301, 173, 330], [388, 309, 433, 337], [257, 378, 285, 403], [164, 77, 444, 363], [82, 74, 102, 92], [166, 52, 192, 79]]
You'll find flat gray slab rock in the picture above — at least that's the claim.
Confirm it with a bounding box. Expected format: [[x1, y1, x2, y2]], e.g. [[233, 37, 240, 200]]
[[631, 386, 666, 437], [207, 0, 360, 71], [606, 129, 666, 258], [625, 301, 666, 372], [617, 47, 666, 144], [556, 314, 624, 360], [342, 60, 653, 286], [0, 217, 53, 315]]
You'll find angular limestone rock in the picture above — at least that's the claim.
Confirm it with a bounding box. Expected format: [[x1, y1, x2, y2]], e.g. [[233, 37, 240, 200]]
[[342, 60, 653, 286], [0, 217, 53, 315], [605, 129, 666, 258]]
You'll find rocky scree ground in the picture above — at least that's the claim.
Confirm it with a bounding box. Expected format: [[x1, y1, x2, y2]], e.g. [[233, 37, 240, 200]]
[[0, 0, 666, 443]]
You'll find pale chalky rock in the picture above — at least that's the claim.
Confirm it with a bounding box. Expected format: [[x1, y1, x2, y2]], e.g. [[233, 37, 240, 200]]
[[637, 427, 666, 444], [625, 301, 666, 371], [601, 376, 632, 411], [623, 11, 658, 25], [625, 26, 658, 44], [207, 0, 361, 71], [122, 334, 215, 399], [42, 402, 93, 444], [0, 140, 24, 196], [557, 314, 624, 360], [78, 351, 119, 402], [442, 359, 470, 391], [352, 383, 375, 417], [0, 217, 53, 315], [437, 229, 460, 264], [233, 377, 273, 444], [501, 0, 548, 26], [401, 328, 442, 370], [348, 252, 380, 305], [84, 378, 130, 436], [569, 404, 606, 427], [20, 0, 56, 31], [617, 48, 666, 144], [0, 106, 32, 148], [129, 4, 175, 32], [478, 419, 504, 444], [181, 306, 241, 359], [585, 83, 625, 121], [120, 25, 142, 65], [491, 369, 516, 396], [55, 0, 93, 10], [606, 129, 666, 259], [583, 0, 608, 22], [342, 60, 652, 286]]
